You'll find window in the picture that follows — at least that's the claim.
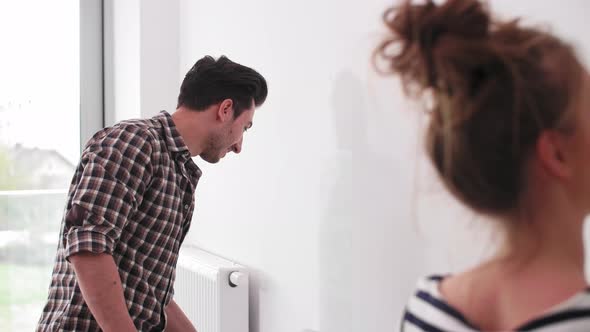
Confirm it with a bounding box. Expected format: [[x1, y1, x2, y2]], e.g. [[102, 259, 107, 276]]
[[0, 1, 103, 330]]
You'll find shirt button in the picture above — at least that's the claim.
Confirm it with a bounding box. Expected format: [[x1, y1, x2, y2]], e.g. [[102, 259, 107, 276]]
[[184, 204, 189, 210]]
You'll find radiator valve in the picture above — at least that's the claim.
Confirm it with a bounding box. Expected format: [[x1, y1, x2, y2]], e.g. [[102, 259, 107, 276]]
[[229, 271, 244, 287]]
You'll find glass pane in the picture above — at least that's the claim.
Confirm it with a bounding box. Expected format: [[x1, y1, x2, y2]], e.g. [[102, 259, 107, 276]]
[[0, 1, 80, 331]]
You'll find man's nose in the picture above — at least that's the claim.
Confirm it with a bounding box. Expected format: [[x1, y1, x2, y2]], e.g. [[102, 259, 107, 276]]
[[232, 137, 243, 154]]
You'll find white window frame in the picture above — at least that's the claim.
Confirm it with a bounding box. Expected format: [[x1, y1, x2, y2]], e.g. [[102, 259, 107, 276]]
[[80, 0, 104, 152]]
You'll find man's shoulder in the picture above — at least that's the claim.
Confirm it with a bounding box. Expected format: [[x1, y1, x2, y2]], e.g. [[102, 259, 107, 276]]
[[114, 116, 161, 138], [89, 117, 162, 147]]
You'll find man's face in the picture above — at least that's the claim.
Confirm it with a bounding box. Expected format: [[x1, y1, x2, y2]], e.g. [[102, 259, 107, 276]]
[[200, 103, 255, 164]]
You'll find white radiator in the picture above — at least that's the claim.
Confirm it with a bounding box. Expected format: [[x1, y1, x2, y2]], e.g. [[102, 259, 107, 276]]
[[174, 246, 249, 332]]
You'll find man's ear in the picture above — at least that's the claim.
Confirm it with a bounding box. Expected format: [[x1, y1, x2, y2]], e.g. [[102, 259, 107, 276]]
[[217, 99, 234, 122], [536, 130, 573, 179]]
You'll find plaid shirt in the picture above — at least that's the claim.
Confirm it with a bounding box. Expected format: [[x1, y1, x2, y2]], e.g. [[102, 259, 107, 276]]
[[37, 111, 201, 332]]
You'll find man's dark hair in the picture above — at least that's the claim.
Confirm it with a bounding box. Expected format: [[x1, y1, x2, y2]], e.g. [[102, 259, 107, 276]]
[[177, 55, 268, 118]]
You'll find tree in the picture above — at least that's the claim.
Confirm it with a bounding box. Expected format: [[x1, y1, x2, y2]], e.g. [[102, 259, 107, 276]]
[[0, 144, 28, 190]]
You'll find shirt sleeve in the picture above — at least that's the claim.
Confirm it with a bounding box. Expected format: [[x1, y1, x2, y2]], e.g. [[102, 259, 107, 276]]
[[63, 126, 155, 260]]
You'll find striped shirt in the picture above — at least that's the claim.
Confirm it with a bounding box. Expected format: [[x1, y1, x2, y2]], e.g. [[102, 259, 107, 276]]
[[402, 275, 590, 332], [37, 111, 202, 332]]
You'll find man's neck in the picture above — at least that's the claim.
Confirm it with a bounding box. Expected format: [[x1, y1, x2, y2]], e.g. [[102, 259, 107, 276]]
[[171, 107, 208, 157]]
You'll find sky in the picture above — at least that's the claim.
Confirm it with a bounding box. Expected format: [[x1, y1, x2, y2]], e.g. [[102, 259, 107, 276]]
[[0, 0, 80, 165]]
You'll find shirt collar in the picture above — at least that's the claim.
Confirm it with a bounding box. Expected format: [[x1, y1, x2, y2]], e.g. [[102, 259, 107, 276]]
[[155, 111, 203, 179], [155, 110, 191, 157]]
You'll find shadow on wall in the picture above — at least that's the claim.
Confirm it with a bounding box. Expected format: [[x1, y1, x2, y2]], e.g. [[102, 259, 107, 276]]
[[319, 71, 425, 331], [248, 267, 263, 332], [247, 266, 281, 332]]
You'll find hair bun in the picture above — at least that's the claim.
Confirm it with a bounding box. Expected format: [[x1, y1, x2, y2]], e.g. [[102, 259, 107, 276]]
[[378, 0, 491, 93]]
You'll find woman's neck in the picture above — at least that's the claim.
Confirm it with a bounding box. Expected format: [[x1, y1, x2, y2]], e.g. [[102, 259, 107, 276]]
[[498, 191, 586, 277]]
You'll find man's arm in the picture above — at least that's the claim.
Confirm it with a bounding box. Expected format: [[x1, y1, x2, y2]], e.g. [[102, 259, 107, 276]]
[[165, 299, 197, 332], [70, 252, 137, 332]]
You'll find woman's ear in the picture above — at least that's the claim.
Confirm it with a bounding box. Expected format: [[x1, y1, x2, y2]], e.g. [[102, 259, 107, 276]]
[[536, 130, 573, 179]]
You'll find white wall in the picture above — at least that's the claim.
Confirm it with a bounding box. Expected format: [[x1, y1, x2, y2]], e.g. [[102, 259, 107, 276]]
[[177, 1, 441, 331], [106, 1, 590, 331]]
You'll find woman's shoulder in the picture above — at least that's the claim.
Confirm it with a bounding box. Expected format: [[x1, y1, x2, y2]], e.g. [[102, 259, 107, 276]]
[[402, 272, 590, 332], [402, 274, 480, 332]]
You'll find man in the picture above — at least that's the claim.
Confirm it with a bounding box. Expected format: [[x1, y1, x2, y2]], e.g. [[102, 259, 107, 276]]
[[37, 55, 268, 332]]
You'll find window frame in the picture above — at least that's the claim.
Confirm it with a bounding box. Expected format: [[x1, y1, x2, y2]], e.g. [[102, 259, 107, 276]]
[[80, 0, 105, 151]]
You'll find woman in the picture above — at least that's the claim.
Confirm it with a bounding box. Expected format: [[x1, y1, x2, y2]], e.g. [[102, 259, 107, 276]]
[[376, 0, 590, 330]]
